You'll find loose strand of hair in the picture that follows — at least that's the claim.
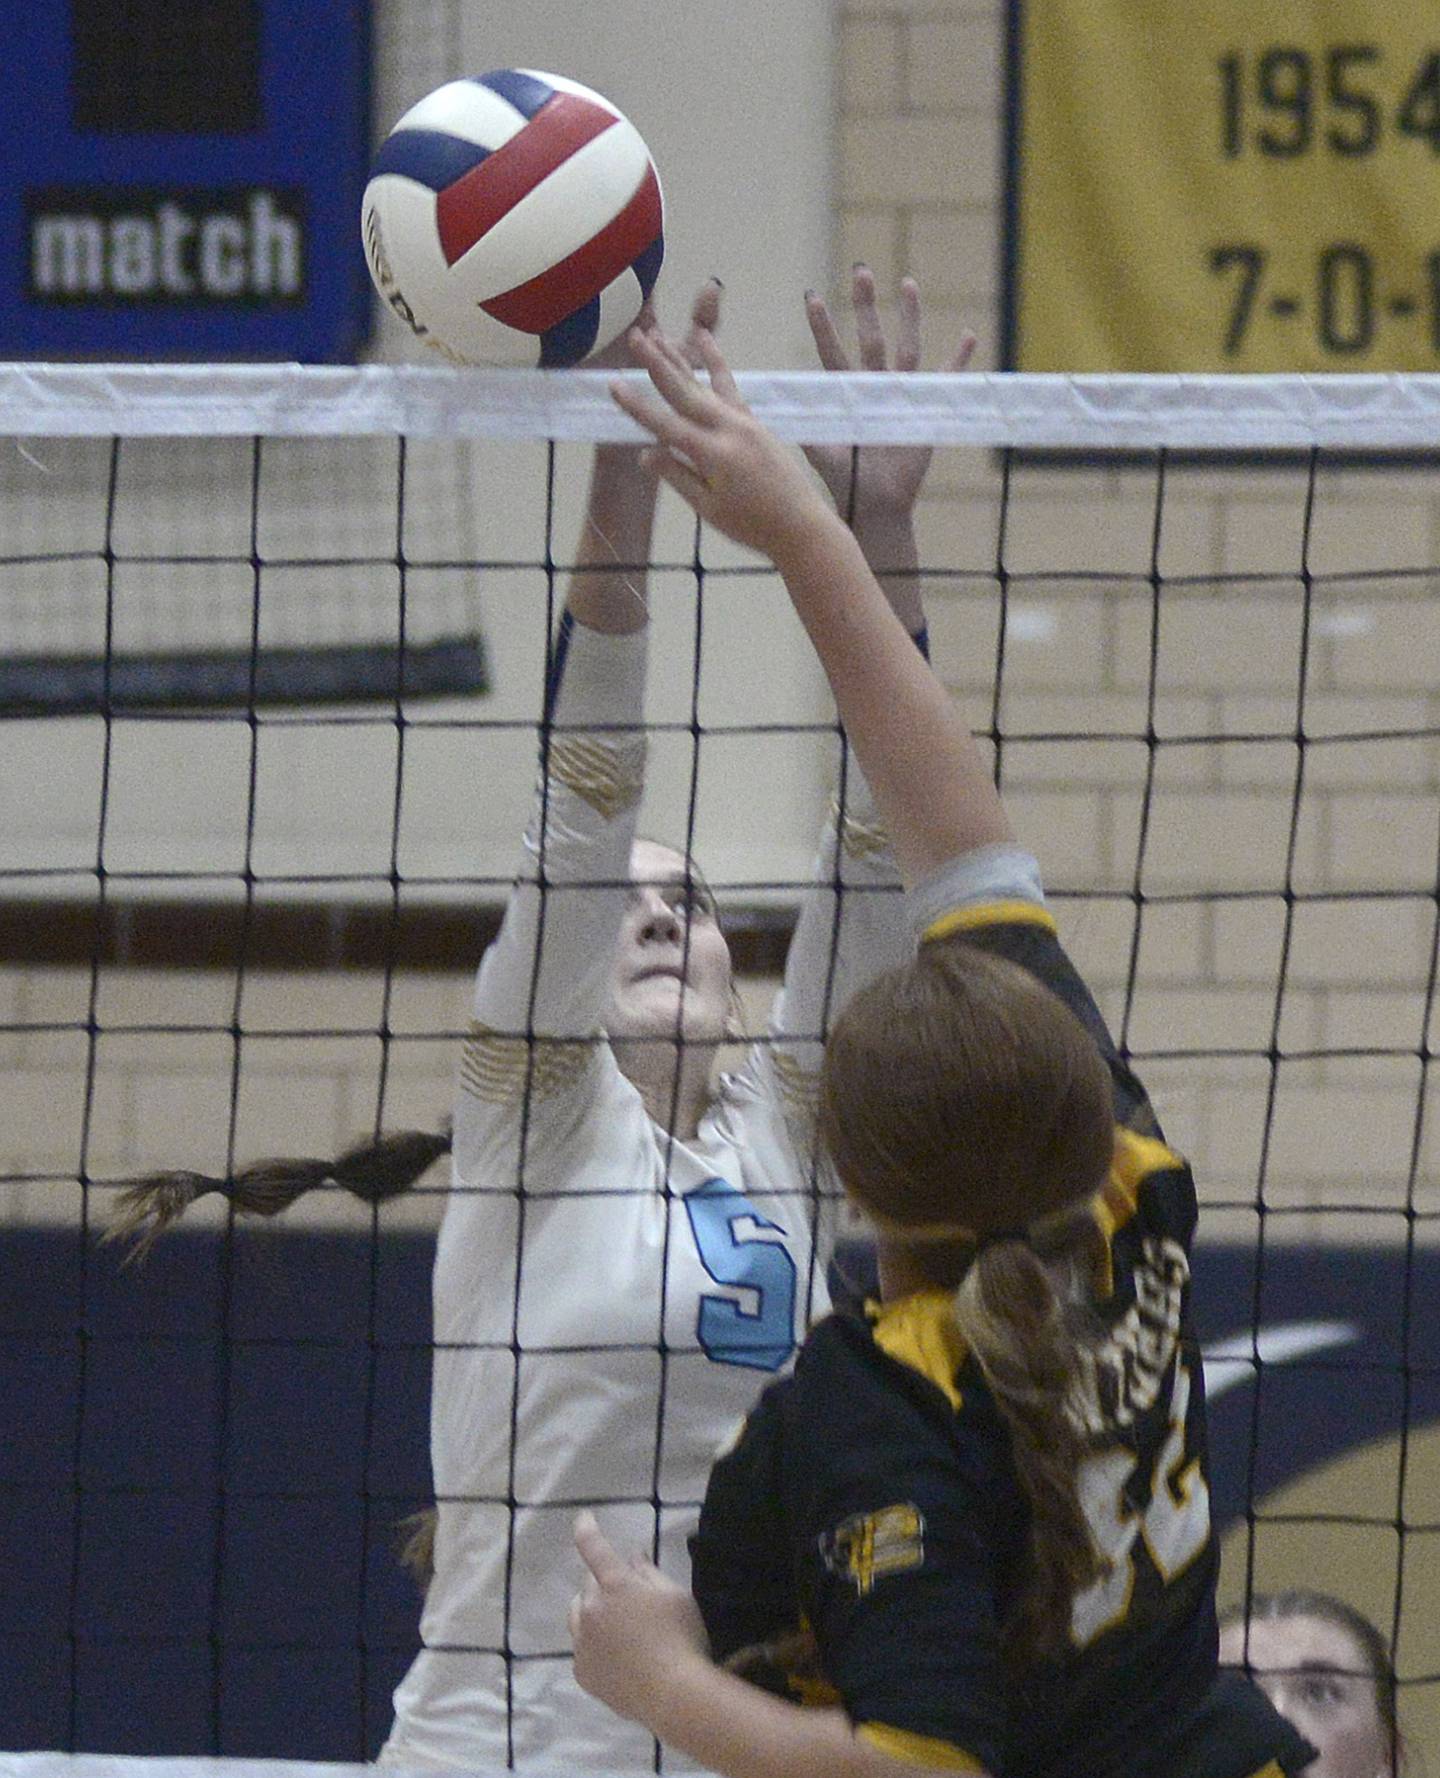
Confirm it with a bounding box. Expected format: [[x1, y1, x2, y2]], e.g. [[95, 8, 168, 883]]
[[395, 1505, 438, 1591]]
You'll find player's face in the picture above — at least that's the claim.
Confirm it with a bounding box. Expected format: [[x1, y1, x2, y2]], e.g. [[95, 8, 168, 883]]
[[604, 840, 734, 1046], [1219, 1615, 1392, 1778]]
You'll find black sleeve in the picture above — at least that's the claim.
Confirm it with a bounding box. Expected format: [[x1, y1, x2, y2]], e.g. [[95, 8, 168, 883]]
[[689, 1385, 800, 1669], [781, 1337, 1017, 1768], [799, 1472, 1008, 1766]]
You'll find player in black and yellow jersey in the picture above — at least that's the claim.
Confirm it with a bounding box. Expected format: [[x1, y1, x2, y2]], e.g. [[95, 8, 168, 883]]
[[569, 315, 1317, 1778]]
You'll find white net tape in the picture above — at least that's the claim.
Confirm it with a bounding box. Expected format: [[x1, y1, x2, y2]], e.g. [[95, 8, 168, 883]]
[[7, 363, 1440, 447]]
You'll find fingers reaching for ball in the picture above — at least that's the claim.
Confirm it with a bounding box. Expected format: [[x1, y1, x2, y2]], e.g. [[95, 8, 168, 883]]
[[608, 347, 714, 512], [611, 334, 708, 436], [805, 265, 976, 380], [691, 327, 741, 405], [802, 267, 978, 525], [681, 279, 724, 366], [609, 318, 838, 565], [589, 276, 724, 371]]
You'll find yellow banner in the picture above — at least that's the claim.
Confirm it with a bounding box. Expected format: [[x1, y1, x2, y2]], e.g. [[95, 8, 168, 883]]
[[1008, 1, 1440, 369]]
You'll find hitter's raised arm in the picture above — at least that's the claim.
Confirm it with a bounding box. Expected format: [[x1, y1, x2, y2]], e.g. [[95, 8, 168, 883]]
[[609, 323, 1010, 889]]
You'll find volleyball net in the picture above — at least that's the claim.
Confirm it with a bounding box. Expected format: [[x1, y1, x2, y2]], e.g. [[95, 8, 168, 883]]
[[2, 365, 1437, 1764]]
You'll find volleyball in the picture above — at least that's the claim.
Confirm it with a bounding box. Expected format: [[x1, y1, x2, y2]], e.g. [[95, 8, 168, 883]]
[[362, 69, 664, 368]]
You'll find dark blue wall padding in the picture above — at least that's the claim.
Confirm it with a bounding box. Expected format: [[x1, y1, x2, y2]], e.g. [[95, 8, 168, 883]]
[[2, 1227, 1435, 1755]]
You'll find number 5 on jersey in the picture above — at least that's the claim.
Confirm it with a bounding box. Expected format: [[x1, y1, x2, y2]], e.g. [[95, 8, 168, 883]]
[[683, 1176, 799, 1372]]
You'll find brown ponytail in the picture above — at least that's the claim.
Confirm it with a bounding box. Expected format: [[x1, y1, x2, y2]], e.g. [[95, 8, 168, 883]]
[[951, 1227, 1104, 1665], [102, 1126, 452, 1262], [820, 935, 1116, 1665]]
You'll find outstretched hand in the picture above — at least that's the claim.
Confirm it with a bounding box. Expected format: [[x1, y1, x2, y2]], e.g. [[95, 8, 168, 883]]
[[609, 325, 839, 565], [586, 278, 724, 372], [569, 1510, 711, 1729], [804, 266, 976, 522]]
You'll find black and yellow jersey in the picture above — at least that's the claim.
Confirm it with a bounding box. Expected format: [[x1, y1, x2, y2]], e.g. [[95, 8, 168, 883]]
[[690, 906, 1315, 1778]]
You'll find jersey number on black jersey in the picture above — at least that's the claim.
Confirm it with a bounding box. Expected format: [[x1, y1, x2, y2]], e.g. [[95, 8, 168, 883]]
[[1073, 1357, 1212, 1646]]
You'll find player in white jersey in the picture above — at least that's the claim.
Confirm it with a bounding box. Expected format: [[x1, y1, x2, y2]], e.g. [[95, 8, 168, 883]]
[[384, 272, 975, 1772], [110, 271, 975, 1771]]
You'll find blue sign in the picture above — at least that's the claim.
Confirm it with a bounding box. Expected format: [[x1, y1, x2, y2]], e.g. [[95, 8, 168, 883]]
[[6, 1, 373, 361]]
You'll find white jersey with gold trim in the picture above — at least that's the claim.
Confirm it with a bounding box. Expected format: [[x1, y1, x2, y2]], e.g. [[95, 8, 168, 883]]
[[381, 617, 915, 1771]]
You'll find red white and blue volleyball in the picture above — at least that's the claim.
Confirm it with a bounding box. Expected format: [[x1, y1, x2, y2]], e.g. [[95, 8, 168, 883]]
[[362, 70, 664, 367]]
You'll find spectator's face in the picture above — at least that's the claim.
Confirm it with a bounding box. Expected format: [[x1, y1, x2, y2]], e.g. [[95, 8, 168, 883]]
[[1219, 1614, 1392, 1778]]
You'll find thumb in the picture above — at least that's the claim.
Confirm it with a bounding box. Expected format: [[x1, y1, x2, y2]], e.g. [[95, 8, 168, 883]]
[[574, 1510, 629, 1589]]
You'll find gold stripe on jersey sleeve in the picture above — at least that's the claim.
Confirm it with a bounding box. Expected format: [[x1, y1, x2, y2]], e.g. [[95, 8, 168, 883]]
[[858, 1723, 985, 1771], [547, 734, 645, 819], [1244, 1765, 1288, 1778], [829, 794, 892, 861], [459, 1022, 596, 1105], [922, 900, 1057, 944], [869, 1290, 967, 1410]]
